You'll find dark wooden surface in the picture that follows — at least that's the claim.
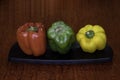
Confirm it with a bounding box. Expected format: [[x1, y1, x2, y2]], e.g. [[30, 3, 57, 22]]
[[0, 0, 120, 80]]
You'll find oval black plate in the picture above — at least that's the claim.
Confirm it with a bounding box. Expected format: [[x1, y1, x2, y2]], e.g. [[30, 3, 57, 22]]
[[8, 42, 113, 64]]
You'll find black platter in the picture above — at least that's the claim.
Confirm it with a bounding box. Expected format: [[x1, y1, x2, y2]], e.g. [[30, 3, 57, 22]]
[[8, 42, 113, 64]]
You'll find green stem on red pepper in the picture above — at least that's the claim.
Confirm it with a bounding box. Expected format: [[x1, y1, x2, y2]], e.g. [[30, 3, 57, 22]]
[[27, 26, 38, 32]]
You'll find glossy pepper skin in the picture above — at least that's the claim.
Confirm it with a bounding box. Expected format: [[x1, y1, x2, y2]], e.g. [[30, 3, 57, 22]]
[[17, 23, 46, 56], [76, 24, 106, 53], [47, 21, 75, 54]]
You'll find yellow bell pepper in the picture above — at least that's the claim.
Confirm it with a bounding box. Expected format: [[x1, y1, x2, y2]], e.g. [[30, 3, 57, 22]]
[[76, 24, 106, 53]]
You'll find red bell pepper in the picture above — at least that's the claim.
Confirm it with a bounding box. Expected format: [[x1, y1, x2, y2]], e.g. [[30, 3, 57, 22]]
[[17, 22, 46, 56]]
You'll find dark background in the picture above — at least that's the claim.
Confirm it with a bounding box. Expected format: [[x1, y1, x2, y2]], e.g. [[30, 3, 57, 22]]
[[0, 0, 120, 80]]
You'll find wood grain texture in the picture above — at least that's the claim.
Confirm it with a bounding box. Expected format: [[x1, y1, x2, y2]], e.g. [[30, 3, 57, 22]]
[[0, 0, 120, 80]]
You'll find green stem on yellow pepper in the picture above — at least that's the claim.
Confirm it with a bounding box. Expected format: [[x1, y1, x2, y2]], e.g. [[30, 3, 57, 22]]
[[85, 30, 95, 39]]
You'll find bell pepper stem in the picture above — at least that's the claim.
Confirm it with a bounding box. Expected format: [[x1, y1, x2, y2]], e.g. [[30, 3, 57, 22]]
[[27, 26, 38, 32], [85, 30, 95, 39], [55, 26, 62, 32]]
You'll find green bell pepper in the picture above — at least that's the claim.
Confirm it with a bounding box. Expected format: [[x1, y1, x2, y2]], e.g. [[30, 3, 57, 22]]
[[47, 21, 75, 54]]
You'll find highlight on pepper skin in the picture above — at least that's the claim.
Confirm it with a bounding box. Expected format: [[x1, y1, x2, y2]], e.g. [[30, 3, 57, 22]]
[[17, 22, 46, 56]]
